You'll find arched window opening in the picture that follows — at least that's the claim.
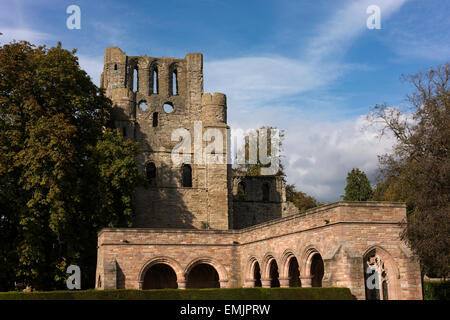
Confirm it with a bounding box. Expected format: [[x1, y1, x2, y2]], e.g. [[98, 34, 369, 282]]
[[237, 182, 246, 200], [114, 64, 118, 70], [146, 162, 156, 185], [172, 70, 178, 95], [182, 164, 192, 188], [253, 262, 262, 287], [139, 101, 148, 111], [152, 112, 158, 127], [288, 257, 301, 287], [132, 67, 138, 92], [310, 254, 324, 287], [269, 260, 280, 288], [163, 103, 174, 114], [363, 250, 389, 300], [152, 68, 159, 94], [186, 264, 219, 288], [143, 264, 178, 289], [262, 183, 270, 202]]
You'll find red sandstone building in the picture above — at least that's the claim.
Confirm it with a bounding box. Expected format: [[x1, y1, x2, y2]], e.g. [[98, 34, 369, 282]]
[[95, 47, 423, 300]]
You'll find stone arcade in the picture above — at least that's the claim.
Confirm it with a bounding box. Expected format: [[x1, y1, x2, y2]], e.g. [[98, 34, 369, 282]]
[[95, 47, 423, 300]]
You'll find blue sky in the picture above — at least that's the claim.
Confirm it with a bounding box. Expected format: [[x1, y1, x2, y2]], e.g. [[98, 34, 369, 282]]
[[1, 0, 449, 202]]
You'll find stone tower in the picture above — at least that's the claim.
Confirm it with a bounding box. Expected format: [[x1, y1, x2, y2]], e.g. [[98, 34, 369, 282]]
[[100, 47, 231, 230]]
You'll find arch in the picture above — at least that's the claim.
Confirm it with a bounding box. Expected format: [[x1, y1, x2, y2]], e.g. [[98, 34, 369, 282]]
[[169, 62, 181, 96], [245, 257, 262, 287], [114, 64, 118, 70], [363, 245, 401, 300], [146, 162, 156, 185], [184, 257, 228, 288], [138, 256, 184, 289], [280, 250, 301, 287], [143, 264, 178, 289], [262, 182, 270, 202], [132, 67, 138, 92], [181, 163, 192, 187], [261, 253, 280, 287], [149, 62, 159, 94], [301, 246, 324, 287]]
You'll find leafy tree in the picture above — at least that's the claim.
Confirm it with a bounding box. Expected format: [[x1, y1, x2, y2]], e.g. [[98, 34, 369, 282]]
[[343, 168, 372, 201], [0, 41, 144, 290], [368, 63, 449, 277], [285, 184, 320, 212]]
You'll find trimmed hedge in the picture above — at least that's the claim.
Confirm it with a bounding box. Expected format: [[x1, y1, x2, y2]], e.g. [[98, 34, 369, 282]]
[[423, 281, 449, 300], [0, 287, 354, 300]]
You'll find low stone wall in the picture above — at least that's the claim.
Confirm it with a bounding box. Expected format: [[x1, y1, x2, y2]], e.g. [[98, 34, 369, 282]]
[[95, 201, 423, 300]]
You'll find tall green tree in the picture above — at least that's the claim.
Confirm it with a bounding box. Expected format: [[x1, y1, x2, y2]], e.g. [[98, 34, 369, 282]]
[[368, 63, 449, 277], [343, 168, 373, 201], [0, 41, 143, 290]]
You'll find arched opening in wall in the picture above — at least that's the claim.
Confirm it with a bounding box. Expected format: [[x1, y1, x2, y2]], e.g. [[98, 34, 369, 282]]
[[186, 264, 220, 288], [152, 112, 158, 127], [363, 249, 391, 300], [172, 70, 178, 95], [262, 182, 270, 202], [139, 101, 148, 111], [114, 64, 118, 70], [237, 182, 246, 201], [269, 260, 280, 288], [253, 262, 262, 287], [143, 263, 178, 289], [310, 253, 324, 287], [288, 257, 301, 287], [132, 67, 138, 92], [181, 164, 192, 187], [146, 162, 156, 185], [152, 68, 159, 94], [163, 102, 174, 114]]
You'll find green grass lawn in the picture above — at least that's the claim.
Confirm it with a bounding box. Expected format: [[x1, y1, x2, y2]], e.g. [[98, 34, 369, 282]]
[[0, 287, 354, 300]]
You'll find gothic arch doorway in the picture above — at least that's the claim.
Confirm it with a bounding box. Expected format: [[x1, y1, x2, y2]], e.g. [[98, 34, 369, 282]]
[[310, 253, 324, 287]]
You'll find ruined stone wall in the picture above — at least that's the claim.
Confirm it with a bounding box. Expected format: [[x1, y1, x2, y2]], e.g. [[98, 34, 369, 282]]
[[101, 47, 230, 230], [96, 202, 423, 300], [231, 176, 299, 229]]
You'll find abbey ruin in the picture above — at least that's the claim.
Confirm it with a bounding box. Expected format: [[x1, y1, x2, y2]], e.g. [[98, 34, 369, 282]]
[[95, 47, 423, 299]]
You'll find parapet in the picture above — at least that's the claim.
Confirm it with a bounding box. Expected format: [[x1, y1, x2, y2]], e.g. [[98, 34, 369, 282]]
[[201, 92, 227, 123]]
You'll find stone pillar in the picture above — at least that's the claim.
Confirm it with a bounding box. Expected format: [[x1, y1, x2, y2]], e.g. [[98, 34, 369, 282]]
[[219, 280, 229, 288], [300, 276, 312, 287], [138, 281, 144, 290], [178, 280, 187, 290], [261, 279, 271, 288], [279, 277, 290, 288]]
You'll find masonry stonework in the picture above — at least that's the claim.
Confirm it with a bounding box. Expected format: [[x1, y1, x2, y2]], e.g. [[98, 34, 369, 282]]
[[96, 47, 423, 300]]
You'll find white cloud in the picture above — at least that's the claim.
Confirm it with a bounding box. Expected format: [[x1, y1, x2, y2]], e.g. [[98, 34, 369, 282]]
[[0, 27, 53, 44], [229, 107, 396, 203]]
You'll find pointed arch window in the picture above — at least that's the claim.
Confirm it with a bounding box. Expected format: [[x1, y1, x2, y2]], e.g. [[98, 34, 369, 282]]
[[132, 67, 138, 92], [151, 66, 159, 94]]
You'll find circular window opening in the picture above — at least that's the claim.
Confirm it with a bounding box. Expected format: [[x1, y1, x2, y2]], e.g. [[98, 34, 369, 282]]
[[163, 103, 174, 114], [139, 101, 148, 111]]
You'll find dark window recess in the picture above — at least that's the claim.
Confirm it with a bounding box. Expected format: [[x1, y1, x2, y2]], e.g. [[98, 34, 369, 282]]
[[262, 183, 270, 201], [146, 162, 156, 184], [153, 112, 158, 127], [122, 127, 127, 137], [114, 64, 118, 70], [182, 164, 192, 187]]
